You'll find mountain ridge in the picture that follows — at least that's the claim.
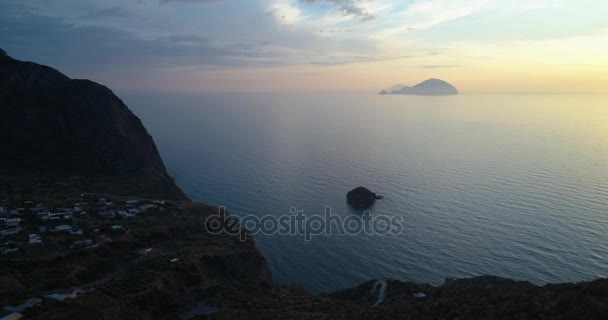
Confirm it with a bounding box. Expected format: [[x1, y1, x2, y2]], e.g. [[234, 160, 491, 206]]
[[0, 49, 186, 199]]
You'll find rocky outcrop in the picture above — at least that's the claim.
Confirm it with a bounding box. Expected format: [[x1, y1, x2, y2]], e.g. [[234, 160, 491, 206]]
[[0, 49, 186, 199], [347, 187, 382, 208], [442, 275, 528, 290]]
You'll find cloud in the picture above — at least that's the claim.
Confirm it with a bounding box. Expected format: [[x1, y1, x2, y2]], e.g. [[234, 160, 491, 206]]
[[81, 6, 131, 18], [160, 0, 222, 3], [3, 0, 601, 93], [401, 0, 488, 30], [422, 64, 462, 68], [0, 0, 397, 74], [298, 0, 375, 21], [0, 4, 272, 71]]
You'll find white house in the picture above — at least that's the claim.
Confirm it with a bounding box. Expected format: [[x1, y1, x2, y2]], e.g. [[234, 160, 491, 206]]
[[0, 247, 18, 255], [2, 297, 41, 313], [117, 211, 136, 219], [37, 212, 50, 220], [51, 225, 72, 233], [5, 218, 21, 227], [0, 228, 20, 237], [45, 287, 88, 302], [48, 213, 72, 221], [71, 239, 93, 249], [0, 311, 23, 320], [99, 211, 115, 219], [111, 225, 125, 231], [27, 238, 42, 246], [139, 204, 158, 213]]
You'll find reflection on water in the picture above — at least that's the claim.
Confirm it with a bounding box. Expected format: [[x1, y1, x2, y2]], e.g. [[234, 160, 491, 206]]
[[127, 93, 608, 293]]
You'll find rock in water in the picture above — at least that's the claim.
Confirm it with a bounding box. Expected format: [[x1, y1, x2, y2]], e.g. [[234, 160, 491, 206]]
[[347, 187, 381, 208]]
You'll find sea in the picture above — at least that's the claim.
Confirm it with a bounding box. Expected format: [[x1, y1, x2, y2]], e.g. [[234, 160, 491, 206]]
[[125, 92, 608, 293]]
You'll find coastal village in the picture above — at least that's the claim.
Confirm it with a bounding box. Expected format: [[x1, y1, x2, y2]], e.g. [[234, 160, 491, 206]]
[[0, 194, 171, 320]]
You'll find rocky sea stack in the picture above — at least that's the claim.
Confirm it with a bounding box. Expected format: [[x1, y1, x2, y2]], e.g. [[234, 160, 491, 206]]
[[347, 186, 383, 208]]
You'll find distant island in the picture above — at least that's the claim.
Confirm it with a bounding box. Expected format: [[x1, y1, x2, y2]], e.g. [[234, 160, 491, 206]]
[[379, 78, 459, 96]]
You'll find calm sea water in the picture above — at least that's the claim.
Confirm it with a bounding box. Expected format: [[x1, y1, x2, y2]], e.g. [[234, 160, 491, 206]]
[[126, 93, 608, 293]]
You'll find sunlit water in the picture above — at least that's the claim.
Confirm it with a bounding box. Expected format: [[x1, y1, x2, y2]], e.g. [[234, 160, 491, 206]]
[[125, 93, 608, 293]]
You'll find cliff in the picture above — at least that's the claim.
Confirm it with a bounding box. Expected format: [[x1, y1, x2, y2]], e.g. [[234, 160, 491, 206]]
[[0, 50, 272, 319], [0, 50, 186, 199]]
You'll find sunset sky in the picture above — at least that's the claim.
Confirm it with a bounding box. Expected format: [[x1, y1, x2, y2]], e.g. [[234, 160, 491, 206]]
[[1, 0, 607, 93]]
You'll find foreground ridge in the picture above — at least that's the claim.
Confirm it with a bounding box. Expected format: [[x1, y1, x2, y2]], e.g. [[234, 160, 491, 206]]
[[0, 49, 186, 200]]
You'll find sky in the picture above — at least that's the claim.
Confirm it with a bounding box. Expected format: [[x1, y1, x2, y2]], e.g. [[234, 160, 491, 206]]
[[1, 0, 607, 93]]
